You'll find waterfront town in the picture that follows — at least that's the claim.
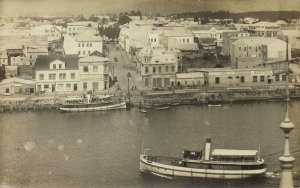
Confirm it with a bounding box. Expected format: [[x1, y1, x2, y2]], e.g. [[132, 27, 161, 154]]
[[0, 0, 300, 188], [1, 11, 300, 110]]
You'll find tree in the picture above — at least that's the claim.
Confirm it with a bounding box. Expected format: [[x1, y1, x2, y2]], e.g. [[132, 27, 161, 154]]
[[118, 15, 131, 25], [0, 65, 6, 81]]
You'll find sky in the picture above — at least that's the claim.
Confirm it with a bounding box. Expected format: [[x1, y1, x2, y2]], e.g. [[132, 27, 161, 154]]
[[1, 0, 300, 17]]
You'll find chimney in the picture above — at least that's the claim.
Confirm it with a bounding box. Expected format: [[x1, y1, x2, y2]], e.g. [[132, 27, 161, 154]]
[[204, 138, 211, 160]]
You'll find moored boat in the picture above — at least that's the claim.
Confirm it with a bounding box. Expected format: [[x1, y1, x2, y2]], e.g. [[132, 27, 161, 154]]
[[140, 139, 266, 179], [60, 94, 127, 112]]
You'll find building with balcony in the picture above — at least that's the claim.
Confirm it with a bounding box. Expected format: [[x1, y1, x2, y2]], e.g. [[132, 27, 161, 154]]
[[138, 45, 179, 88], [247, 21, 281, 37]]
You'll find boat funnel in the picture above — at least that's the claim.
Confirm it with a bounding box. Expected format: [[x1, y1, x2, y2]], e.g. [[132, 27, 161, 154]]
[[204, 138, 211, 160]]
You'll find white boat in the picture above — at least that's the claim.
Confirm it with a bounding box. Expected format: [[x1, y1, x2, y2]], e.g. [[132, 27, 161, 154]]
[[140, 139, 266, 179], [60, 94, 127, 112], [60, 101, 127, 112]]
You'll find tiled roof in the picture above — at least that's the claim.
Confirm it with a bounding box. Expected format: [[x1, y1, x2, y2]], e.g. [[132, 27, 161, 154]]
[[0, 77, 35, 85], [75, 34, 102, 42], [35, 55, 79, 70]]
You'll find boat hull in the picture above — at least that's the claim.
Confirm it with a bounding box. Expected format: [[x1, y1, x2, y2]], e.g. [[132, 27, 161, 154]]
[[140, 155, 266, 179], [60, 102, 127, 112]]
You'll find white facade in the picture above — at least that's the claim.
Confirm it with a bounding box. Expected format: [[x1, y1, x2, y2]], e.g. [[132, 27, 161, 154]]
[[33, 25, 62, 42], [78, 56, 109, 91], [67, 22, 97, 36], [64, 35, 103, 58], [35, 59, 79, 92]]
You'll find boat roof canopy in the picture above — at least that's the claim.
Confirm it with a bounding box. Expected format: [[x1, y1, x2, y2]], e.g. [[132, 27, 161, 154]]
[[211, 149, 258, 157]]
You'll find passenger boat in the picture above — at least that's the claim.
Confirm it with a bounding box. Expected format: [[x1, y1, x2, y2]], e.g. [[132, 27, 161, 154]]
[[60, 94, 127, 112], [140, 139, 266, 179]]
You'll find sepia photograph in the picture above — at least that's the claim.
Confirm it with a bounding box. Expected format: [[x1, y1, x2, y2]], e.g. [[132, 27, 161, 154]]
[[0, 0, 299, 187]]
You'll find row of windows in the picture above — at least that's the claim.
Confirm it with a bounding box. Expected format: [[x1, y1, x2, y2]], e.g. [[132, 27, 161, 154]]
[[239, 46, 262, 52], [238, 54, 262, 58], [78, 50, 91, 55], [83, 65, 105, 73], [38, 83, 78, 91], [214, 75, 286, 84], [78, 43, 93, 47], [52, 64, 63, 69], [179, 38, 190, 43], [149, 38, 157, 42], [145, 66, 175, 74], [39, 73, 76, 80]]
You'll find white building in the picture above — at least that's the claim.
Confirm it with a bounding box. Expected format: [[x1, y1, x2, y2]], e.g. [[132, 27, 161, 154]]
[[78, 56, 109, 91], [63, 35, 103, 58], [33, 25, 62, 42], [35, 55, 79, 93], [67, 21, 97, 36]]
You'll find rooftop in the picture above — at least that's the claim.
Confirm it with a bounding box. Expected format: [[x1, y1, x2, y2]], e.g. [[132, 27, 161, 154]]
[[211, 149, 258, 156], [35, 55, 79, 70], [78, 55, 109, 63]]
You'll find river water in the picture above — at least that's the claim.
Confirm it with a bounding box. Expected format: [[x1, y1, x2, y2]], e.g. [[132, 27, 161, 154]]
[[0, 101, 299, 188]]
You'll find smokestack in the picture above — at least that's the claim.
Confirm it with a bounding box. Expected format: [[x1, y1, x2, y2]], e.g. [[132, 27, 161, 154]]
[[204, 138, 211, 160]]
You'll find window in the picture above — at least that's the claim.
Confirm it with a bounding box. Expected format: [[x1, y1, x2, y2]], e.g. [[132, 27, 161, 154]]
[[187, 38, 189, 43], [83, 83, 87, 90], [83, 66, 88, 72], [30, 55, 32, 59], [78, 43, 80, 47], [71, 73, 75, 79], [44, 85, 49, 89], [82, 43, 84, 47], [239, 47, 242, 51], [275, 75, 279, 81], [73, 84, 77, 91], [145, 67, 149, 73], [171, 66, 175, 72], [253, 76, 257, 82], [66, 84, 71, 90], [158, 67, 161, 74], [87, 43, 89, 47], [59, 73, 66, 80], [260, 75, 265, 82], [241, 76, 245, 83], [53, 64, 56, 69], [244, 47, 247, 51], [93, 82, 98, 90], [282, 75, 286, 81], [183, 39, 185, 43], [39, 74, 44, 80], [90, 43, 92, 47], [59, 64, 62, 69], [78, 51, 81, 55], [49, 73, 56, 80], [215, 77, 220, 84], [153, 67, 156, 74], [165, 66, 168, 72], [93, 66, 98, 72], [83, 51, 85, 55]]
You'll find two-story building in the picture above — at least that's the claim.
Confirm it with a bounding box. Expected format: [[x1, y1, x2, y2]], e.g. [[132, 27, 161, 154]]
[[67, 21, 97, 36], [33, 25, 62, 42], [35, 55, 79, 92], [162, 28, 198, 51], [64, 34, 103, 58], [78, 56, 109, 91], [247, 21, 281, 37], [138, 45, 179, 88], [230, 37, 291, 69]]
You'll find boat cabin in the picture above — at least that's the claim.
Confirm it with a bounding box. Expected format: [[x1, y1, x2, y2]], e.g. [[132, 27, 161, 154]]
[[182, 150, 202, 161], [210, 149, 259, 162]]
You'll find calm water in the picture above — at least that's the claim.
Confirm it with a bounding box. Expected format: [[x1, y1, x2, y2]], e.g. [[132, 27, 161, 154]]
[[0, 101, 300, 188]]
